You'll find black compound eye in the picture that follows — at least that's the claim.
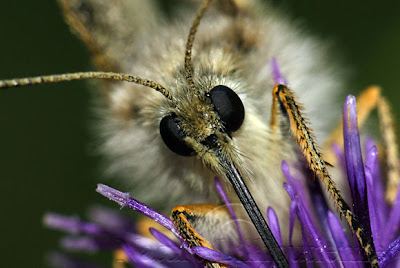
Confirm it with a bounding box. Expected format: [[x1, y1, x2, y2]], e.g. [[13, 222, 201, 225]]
[[159, 114, 194, 156], [208, 85, 245, 133]]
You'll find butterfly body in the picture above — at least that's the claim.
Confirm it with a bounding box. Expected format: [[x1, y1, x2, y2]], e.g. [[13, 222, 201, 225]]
[[73, 0, 343, 245]]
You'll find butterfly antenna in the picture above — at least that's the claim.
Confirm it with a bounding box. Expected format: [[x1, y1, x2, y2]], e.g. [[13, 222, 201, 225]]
[[0, 72, 173, 100], [184, 0, 212, 94]]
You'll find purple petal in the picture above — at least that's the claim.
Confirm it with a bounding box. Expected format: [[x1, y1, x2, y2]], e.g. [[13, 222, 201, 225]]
[[287, 195, 311, 267], [149, 228, 184, 257], [282, 161, 330, 265], [192, 246, 251, 268], [288, 195, 301, 268], [267, 207, 283, 249], [300, 219, 314, 268], [331, 143, 347, 175], [284, 178, 336, 268], [327, 211, 362, 268], [386, 200, 400, 247], [379, 234, 400, 268], [242, 243, 272, 268], [342, 95, 371, 232], [60, 236, 115, 252], [126, 233, 199, 268], [45, 251, 108, 268], [269, 58, 288, 85], [43, 213, 102, 235], [149, 228, 201, 267], [126, 233, 176, 255], [281, 161, 312, 217], [304, 167, 336, 249], [87, 206, 135, 233], [122, 243, 168, 268], [297, 201, 336, 267], [96, 184, 179, 238], [365, 163, 383, 253], [386, 173, 400, 245], [364, 139, 389, 228]]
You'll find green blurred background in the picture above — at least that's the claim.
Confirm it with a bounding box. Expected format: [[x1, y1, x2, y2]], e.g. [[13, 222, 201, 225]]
[[0, 1, 399, 267]]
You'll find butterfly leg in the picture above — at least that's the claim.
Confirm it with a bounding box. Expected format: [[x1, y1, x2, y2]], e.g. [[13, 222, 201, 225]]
[[377, 96, 399, 204], [172, 203, 239, 268], [270, 84, 379, 267], [114, 204, 236, 268]]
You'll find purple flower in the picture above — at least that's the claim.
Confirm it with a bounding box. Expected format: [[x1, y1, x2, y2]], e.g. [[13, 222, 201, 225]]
[[44, 60, 400, 267], [278, 94, 400, 267], [44, 180, 257, 268]]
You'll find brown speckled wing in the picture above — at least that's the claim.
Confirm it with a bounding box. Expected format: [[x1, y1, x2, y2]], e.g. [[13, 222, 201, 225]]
[[58, 0, 161, 72]]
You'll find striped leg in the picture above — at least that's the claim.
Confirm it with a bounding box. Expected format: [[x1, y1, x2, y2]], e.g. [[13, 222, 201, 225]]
[[271, 84, 379, 267], [172, 203, 239, 268]]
